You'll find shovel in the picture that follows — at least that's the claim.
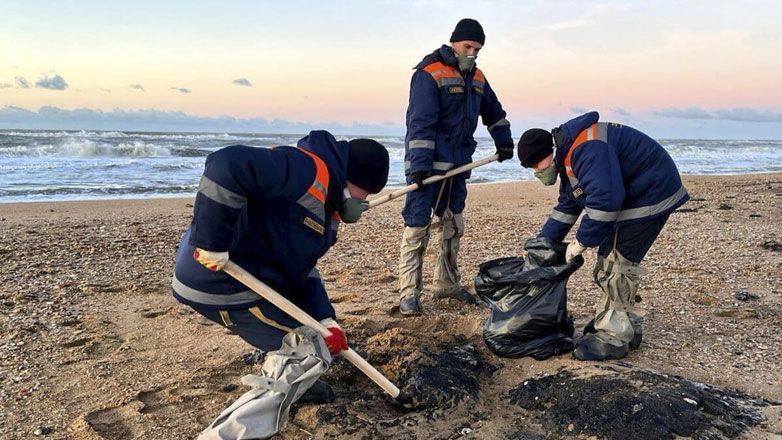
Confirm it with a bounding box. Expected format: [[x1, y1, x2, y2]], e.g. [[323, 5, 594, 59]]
[[367, 154, 499, 209], [223, 260, 401, 398]]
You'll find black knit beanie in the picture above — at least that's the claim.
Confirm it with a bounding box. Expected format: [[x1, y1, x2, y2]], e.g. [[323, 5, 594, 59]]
[[450, 18, 485, 45], [517, 128, 554, 168], [346, 139, 389, 194]]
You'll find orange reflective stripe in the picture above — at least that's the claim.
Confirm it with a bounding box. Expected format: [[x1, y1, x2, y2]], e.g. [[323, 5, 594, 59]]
[[564, 124, 596, 177], [473, 68, 485, 83], [297, 148, 330, 203], [307, 185, 326, 203], [422, 62, 461, 79]]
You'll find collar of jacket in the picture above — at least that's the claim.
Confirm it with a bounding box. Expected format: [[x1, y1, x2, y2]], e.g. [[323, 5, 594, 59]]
[[438, 45, 478, 75], [554, 111, 600, 167], [296, 130, 349, 209]]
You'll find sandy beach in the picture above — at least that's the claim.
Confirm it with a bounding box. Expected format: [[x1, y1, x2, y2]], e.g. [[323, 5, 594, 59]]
[[1, 173, 781, 439]]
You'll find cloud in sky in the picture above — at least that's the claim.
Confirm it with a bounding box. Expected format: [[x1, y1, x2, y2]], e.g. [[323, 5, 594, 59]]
[[570, 107, 589, 114], [655, 107, 782, 122], [712, 108, 782, 122], [15, 77, 31, 88], [129, 83, 145, 92], [35, 74, 68, 90], [612, 107, 631, 116], [0, 83, 12, 89], [170, 87, 191, 93], [233, 78, 252, 87], [0, 105, 405, 135], [655, 107, 713, 120]]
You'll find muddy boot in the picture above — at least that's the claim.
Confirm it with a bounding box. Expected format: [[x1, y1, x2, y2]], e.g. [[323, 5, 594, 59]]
[[574, 333, 629, 361], [399, 225, 429, 313], [584, 318, 642, 349], [297, 379, 335, 404], [591, 249, 647, 350], [399, 294, 423, 316], [433, 287, 478, 305], [433, 210, 465, 296]]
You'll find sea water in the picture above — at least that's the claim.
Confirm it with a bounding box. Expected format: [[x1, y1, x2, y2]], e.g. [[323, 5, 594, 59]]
[[1, 129, 781, 203]]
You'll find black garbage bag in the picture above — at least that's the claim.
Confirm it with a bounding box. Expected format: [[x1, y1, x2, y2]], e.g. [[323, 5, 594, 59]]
[[475, 237, 583, 360]]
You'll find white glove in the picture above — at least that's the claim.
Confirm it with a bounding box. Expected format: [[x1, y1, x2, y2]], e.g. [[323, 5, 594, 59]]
[[319, 318, 342, 330], [193, 248, 229, 271], [565, 241, 587, 263]]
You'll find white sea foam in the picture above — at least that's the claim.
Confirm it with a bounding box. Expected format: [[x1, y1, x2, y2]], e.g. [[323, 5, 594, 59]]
[[2, 130, 781, 203]]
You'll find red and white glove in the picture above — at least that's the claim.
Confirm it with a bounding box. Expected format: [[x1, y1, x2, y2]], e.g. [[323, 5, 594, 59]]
[[320, 318, 348, 355], [193, 248, 229, 271]]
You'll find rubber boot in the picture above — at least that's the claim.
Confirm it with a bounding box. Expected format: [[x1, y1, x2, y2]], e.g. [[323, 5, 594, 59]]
[[574, 333, 629, 361], [398, 225, 429, 314], [297, 379, 335, 404], [399, 294, 423, 316], [590, 249, 647, 350], [583, 317, 642, 349], [433, 287, 478, 305], [433, 210, 466, 300]]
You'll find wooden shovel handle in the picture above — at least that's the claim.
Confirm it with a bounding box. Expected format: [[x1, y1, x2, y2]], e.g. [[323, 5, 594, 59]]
[[367, 154, 499, 209], [223, 261, 400, 398]]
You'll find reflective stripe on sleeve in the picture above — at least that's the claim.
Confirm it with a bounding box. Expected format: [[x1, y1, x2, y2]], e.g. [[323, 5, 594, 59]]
[[487, 118, 510, 132], [433, 161, 453, 171], [584, 207, 620, 222], [409, 140, 435, 150], [549, 209, 579, 225], [197, 175, 247, 209]]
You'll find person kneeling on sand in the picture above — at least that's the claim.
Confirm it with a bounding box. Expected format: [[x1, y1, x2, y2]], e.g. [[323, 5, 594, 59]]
[[171, 130, 389, 402], [517, 111, 689, 361]]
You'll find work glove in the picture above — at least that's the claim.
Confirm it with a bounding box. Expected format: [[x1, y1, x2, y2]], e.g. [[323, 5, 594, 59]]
[[410, 170, 430, 191], [565, 240, 587, 263], [320, 318, 348, 355], [495, 141, 514, 162], [193, 248, 229, 271]]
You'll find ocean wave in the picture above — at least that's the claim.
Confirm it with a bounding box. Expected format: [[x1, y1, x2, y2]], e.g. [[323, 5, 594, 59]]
[[0, 140, 211, 158], [2, 130, 782, 203], [0, 183, 198, 198]]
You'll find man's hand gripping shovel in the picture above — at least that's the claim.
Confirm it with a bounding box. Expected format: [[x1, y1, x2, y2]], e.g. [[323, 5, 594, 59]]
[[222, 261, 401, 398]]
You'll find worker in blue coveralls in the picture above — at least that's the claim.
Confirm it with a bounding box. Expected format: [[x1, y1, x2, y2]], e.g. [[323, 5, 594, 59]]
[[172, 130, 389, 403], [398, 18, 515, 315], [517, 111, 689, 361]]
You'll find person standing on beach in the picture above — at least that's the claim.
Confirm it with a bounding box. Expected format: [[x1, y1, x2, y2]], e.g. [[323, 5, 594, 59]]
[[517, 111, 689, 361], [171, 130, 389, 402], [398, 18, 515, 315]]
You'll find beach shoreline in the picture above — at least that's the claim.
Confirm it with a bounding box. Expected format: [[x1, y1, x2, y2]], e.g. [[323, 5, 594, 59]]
[[5, 170, 782, 207], [1, 173, 781, 439]]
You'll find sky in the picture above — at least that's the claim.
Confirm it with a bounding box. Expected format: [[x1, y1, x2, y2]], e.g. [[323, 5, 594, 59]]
[[1, 0, 782, 138]]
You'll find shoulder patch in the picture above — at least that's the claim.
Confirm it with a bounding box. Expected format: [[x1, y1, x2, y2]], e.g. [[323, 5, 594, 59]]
[[448, 86, 464, 94], [302, 216, 325, 235]]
